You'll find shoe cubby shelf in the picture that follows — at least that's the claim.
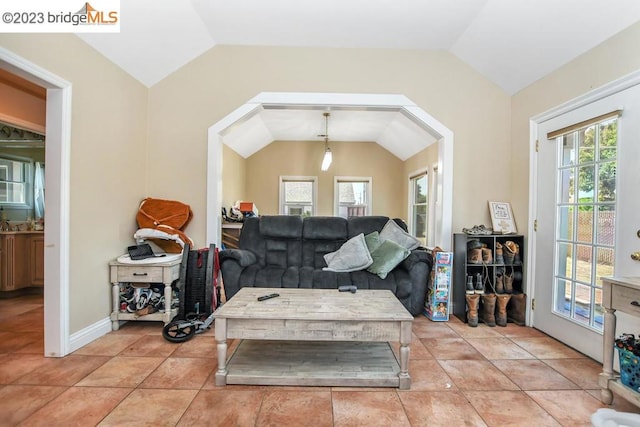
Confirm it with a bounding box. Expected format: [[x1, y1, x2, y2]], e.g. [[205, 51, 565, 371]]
[[452, 233, 525, 323]]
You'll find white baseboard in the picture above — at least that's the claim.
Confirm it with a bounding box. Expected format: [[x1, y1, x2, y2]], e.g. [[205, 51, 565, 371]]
[[69, 317, 112, 353]]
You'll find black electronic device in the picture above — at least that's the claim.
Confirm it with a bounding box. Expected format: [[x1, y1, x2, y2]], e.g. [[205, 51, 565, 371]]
[[257, 293, 280, 301], [338, 285, 357, 294]]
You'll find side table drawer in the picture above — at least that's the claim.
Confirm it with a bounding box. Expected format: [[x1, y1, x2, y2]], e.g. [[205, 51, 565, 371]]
[[116, 266, 164, 283], [611, 284, 640, 316]]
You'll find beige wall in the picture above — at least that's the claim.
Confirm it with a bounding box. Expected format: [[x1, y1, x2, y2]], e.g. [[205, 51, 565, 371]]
[[149, 46, 512, 248], [0, 34, 148, 333], [511, 22, 640, 234], [242, 140, 405, 218], [221, 144, 246, 210]]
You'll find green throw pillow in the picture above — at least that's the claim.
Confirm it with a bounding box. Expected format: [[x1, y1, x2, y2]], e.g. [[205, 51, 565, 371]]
[[364, 231, 382, 253], [367, 239, 411, 279]]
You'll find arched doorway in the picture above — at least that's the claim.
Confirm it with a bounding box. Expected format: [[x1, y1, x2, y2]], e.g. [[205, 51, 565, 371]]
[[206, 92, 453, 249]]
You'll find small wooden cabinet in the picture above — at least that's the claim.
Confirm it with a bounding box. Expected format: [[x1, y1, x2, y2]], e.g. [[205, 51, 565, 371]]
[[0, 231, 44, 292], [30, 234, 44, 286]]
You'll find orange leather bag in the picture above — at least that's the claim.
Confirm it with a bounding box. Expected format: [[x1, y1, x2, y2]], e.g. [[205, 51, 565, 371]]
[[136, 198, 194, 253]]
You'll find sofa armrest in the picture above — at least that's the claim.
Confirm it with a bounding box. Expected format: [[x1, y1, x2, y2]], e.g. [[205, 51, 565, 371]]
[[219, 249, 257, 267], [399, 249, 433, 271]]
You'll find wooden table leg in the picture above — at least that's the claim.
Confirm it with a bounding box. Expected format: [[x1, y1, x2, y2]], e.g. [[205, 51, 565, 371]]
[[215, 318, 228, 386], [398, 320, 412, 390]]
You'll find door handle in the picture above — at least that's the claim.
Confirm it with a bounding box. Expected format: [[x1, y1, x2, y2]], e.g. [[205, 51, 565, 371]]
[[133, 272, 148, 276], [632, 252, 640, 261]]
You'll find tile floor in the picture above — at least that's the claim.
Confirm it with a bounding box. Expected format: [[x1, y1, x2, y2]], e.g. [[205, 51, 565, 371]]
[[0, 294, 638, 426]]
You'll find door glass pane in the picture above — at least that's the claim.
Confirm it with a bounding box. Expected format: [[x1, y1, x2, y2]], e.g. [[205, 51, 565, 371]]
[[561, 133, 576, 166], [595, 247, 614, 285], [575, 244, 592, 284], [555, 278, 571, 316], [579, 126, 595, 162], [577, 165, 594, 203], [598, 161, 616, 202], [598, 119, 617, 161], [576, 210, 593, 244], [559, 169, 574, 203], [596, 206, 615, 245], [574, 283, 592, 326], [557, 206, 574, 241], [556, 242, 573, 279]]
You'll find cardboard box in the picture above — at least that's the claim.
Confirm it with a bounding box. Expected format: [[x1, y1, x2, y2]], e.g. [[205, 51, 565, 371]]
[[238, 202, 259, 217], [424, 251, 453, 321]]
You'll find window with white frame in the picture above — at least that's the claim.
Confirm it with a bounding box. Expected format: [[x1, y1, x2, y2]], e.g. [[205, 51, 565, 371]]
[[279, 176, 317, 216], [409, 171, 428, 245], [0, 156, 32, 208], [334, 177, 371, 218]]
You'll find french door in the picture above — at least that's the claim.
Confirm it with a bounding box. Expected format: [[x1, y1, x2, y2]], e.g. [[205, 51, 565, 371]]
[[533, 81, 640, 361]]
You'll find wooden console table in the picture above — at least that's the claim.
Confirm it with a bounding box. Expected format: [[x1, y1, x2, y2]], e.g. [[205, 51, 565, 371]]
[[109, 257, 181, 330], [599, 276, 640, 407]]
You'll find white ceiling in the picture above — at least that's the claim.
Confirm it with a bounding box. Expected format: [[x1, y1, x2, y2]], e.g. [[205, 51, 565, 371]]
[[76, 0, 640, 159]]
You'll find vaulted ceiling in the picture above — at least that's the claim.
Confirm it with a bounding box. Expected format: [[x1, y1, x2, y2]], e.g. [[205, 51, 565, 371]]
[[76, 0, 640, 158]]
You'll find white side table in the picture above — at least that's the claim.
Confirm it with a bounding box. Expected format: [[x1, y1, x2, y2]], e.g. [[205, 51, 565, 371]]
[[599, 276, 640, 407], [109, 257, 182, 330]]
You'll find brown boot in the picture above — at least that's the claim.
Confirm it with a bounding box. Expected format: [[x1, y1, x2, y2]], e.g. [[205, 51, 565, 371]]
[[467, 248, 482, 264], [479, 294, 496, 327], [495, 242, 504, 264], [504, 268, 514, 294], [507, 293, 526, 325], [495, 270, 504, 294], [495, 294, 511, 327], [482, 247, 492, 264], [465, 294, 480, 327]]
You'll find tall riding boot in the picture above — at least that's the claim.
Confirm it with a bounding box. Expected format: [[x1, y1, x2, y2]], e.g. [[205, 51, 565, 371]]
[[507, 293, 526, 325], [495, 294, 511, 327], [465, 294, 480, 327], [479, 294, 496, 327]]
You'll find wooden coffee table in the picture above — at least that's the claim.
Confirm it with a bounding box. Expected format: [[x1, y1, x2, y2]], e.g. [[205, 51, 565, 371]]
[[214, 287, 414, 389]]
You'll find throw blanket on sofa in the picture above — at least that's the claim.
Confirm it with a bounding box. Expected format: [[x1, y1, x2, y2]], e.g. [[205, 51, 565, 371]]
[[219, 215, 433, 315]]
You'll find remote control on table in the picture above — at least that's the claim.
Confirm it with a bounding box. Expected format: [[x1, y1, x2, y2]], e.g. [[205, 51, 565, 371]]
[[257, 293, 279, 301], [338, 285, 357, 293]]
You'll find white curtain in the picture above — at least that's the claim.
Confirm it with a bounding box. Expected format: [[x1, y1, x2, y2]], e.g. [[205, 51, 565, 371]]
[[34, 162, 45, 220]]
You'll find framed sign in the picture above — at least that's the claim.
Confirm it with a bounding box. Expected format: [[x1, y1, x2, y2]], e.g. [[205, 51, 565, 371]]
[[488, 201, 517, 234]]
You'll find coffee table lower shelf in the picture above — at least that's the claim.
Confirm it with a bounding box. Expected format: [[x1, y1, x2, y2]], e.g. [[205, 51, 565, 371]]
[[223, 340, 403, 388]]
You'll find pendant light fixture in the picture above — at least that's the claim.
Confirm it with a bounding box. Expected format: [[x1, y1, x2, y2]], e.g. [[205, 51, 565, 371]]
[[320, 112, 332, 171]]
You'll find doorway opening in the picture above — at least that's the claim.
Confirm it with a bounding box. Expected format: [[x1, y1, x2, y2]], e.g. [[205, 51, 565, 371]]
[[206, 92, 454, 250], [0, 47, 72, 357]]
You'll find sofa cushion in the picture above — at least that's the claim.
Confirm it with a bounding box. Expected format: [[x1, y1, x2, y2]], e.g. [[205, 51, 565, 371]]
[[260, 215, 303, 239], [303, 216, 348, 240], [367, 239, 411, 279], [379, 219, 422, 251], [323, 233, 373, 272], [347, 216, 390, 238]]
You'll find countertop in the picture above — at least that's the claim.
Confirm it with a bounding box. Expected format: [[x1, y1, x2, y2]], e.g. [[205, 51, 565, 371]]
[[0, 230, 44, 235]]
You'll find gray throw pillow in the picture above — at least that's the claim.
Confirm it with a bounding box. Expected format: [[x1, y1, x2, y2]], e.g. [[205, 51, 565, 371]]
[[367, 239, 411, 279], [379, 219, 421, 251], [323, 233, 373, 272]]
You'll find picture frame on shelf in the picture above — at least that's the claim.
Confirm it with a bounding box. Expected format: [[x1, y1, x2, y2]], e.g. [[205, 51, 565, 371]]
[[488, 201, 517, 234]]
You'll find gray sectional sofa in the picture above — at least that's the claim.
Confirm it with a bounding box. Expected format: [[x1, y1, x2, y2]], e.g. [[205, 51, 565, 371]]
[[219, 215, 433, 315]]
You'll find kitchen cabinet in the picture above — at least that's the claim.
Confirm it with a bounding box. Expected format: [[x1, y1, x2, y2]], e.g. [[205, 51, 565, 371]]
[[0, 231, 45, 292]]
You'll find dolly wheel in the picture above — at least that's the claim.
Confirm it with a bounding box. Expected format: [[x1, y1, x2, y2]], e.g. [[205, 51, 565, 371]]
[[162, 320, 196, 343]]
